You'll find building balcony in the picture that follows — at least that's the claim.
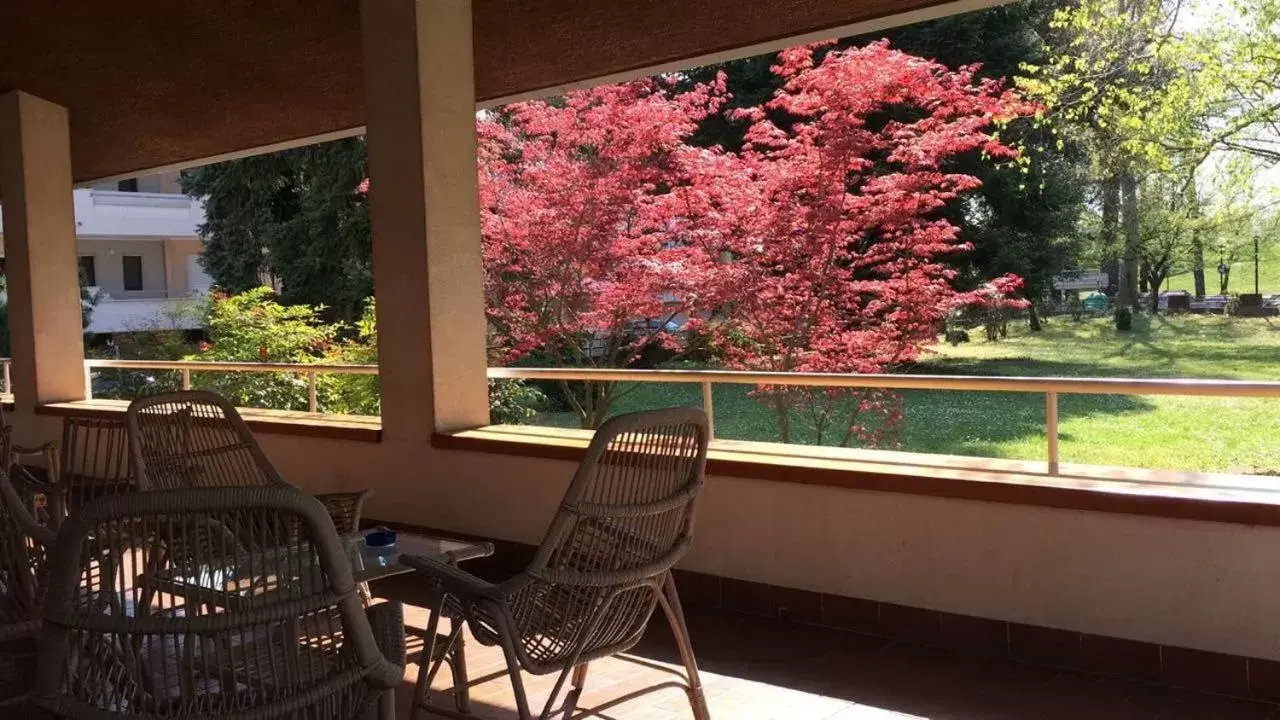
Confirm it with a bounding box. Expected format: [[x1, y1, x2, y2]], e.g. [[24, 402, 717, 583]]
[[0, 189, 205, 240], [83, 293, 205, 334]]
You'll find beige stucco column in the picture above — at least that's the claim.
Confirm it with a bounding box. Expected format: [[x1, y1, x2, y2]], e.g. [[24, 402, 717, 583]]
[[0, 92, 86, 410], [360, 0, 490, 442]]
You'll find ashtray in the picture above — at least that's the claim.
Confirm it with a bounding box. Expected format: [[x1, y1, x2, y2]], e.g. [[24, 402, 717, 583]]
[[365, 528, 397, 549]]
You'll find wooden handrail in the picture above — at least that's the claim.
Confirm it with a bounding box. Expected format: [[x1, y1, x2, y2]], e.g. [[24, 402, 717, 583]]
[[84, 359, 379, 375], [487, 366, 1280, 398], [80, 359, 1280, 475]]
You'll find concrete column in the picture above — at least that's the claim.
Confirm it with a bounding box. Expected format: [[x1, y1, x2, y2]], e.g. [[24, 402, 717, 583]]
[[0, 92, 86, 410], [360, 0, 490, 441]]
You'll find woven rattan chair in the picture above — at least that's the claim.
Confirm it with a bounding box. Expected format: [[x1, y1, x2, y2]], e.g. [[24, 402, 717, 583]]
[[126, 390, 288, 490], [58, 416, 136, 515], [36, 412, 138, 525], [403, 408, 711, 720], [313, 490, 372, 535], [0, 427, 56, 707], [28, 485, 406, 719]]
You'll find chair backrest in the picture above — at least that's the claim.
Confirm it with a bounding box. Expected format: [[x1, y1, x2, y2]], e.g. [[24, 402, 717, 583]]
[[0, 426, 55, 632], [126, 391, 288, 490], [504, 408, 708, 671], [30, 485, 401, 718], [60, 416, 136, 512]]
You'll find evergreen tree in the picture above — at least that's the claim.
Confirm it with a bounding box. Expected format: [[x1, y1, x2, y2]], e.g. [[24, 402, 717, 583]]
[[180, 138, 370, 322]]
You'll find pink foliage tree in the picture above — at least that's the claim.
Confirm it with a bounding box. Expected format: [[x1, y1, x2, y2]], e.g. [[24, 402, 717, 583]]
[[464, 41, 1033, 439], [712, 42, 1035, 444], [477, 76, 748, 428]]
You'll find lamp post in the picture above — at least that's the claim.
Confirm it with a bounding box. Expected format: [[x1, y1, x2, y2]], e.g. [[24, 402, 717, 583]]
[[1255, 233, 1262, 296]]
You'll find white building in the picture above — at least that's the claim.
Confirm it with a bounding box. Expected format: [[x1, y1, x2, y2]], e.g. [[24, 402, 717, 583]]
[[0, 172, 209, 334]]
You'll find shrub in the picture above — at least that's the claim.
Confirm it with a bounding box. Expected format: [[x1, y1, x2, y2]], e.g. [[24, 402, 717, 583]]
[[1114, 307, 1133, 332], [189, 288, 339, 410], [487, 379, 547, 425]]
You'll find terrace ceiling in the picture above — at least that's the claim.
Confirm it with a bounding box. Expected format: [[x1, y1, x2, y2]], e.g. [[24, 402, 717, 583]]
[[0, 0, 999, 184]]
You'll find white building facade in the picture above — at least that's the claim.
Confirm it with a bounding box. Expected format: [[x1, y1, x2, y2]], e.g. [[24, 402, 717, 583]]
[[0, 172, 209, 333]]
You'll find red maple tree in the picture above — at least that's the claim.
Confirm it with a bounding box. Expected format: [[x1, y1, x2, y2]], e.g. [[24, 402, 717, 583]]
[[476, 76, 748, 428], [712, 42, 1036, 444]]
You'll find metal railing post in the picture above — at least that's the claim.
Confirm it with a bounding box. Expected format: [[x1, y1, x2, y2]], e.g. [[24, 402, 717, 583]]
[[701, 380, 715, 439], [308, 371, 319, 413], [181, 368, 192, 391], [1046, 391, 1060, 476]]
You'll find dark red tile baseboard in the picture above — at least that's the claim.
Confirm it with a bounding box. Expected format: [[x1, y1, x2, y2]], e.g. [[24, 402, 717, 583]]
[[368, 518, 1280, 704], [666, 569, 1277, 703]]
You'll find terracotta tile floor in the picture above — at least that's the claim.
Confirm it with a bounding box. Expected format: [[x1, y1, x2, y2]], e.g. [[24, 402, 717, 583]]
[[393, 604, 1280, 720]]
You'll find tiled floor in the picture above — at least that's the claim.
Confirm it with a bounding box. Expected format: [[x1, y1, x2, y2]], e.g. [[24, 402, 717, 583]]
[[394, 604, 1280, 720]]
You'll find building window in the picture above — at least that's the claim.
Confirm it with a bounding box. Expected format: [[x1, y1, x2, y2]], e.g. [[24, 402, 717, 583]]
[[78, 256, 96, 287], [122, 255, 143, 291], [117, 178, 139, 192]]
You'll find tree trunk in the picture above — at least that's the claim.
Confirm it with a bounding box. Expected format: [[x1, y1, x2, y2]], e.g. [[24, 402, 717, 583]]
[[577, 380, 614, 429], [1188, 179, 1206, 298], [1028, 302, 1042, 331], [1100, 174, 1121, 292], [1119, 171, 1141, 310], [1101, 176, 1120, 250], [1221, 267, 1231, 294]]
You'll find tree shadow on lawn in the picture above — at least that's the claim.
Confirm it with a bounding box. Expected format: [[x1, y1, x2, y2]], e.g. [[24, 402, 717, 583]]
[[892, 387, 1153, 460], [533, 364, 1157, 460], [891, 357, 1166, 458], [924, 348, 1280, 380]]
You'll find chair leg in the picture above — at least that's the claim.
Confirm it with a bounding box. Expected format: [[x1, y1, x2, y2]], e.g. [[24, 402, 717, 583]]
[[499, 633, 534, 720], [411, 584, 447, 720], [657, 573, 710, 720], [378, 688, 396, 720], [451, 630, 471, 714], [560, 663, 589, 720]]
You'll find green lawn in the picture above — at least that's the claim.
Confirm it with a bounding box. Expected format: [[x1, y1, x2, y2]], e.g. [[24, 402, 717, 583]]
[[528, 314, 1280, 473], [1166, 243, 1280, 295]]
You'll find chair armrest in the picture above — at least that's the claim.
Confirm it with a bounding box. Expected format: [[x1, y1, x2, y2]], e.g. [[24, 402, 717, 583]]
[[10, 438, 55, 453], [366, 600, 407, 668], [400, 553, 502, 601], [9, 464, 61, 496]]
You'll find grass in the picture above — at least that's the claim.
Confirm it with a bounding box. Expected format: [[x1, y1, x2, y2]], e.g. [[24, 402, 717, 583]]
[[1166, 243, 1280, 295], [528, 314, 1280, 473]]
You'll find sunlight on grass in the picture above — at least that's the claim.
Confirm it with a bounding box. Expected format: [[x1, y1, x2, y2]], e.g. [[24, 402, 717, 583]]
[[528, 315, 1280, 474]]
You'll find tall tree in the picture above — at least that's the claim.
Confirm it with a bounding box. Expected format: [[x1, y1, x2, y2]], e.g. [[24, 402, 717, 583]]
[[715, 42, 1034, 445], [180, 139, 371, 321], [478, 76, 746, 428], [685, 0, 1089, 328], [1021, 0, 1280, 305]]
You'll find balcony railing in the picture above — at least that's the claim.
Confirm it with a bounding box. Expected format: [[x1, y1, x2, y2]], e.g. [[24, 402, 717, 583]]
[[83, 359, 378, 414], [77, 359, 1280, 476]]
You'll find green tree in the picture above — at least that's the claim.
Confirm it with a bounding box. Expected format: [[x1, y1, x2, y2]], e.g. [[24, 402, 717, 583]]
[[180, 139, 371, 322], [1019, 0, 1280, 304], [188, 287, 339, 410]]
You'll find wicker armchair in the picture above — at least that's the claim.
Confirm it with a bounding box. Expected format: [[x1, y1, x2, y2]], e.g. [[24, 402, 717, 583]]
[[402, 408, 711, 720], [28, 485, 406, 719], [0, 427, 56, 707], [126, 391, 288, 490]]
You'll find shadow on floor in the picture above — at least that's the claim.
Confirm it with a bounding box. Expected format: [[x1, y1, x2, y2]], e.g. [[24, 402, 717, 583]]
[[393, 605, 1280, 720]]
